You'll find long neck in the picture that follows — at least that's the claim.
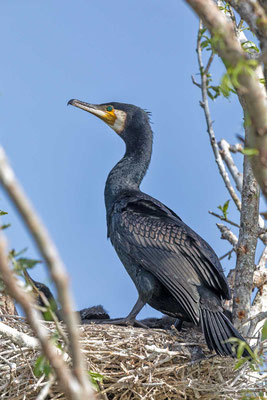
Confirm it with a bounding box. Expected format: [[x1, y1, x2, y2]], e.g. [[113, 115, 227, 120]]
[[104, 125, 152, 214]]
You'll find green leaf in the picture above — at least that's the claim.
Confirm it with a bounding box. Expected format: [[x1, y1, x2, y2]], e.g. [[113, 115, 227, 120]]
[[237, 340, 246, 359], [0, 211, 8, 216], [12, 257, 42, 276], [200, 39, 211, 50], [88, 371, 104, 392], [0, 223, 11, 230], [43, 309, 55, 321], [241, 40, 259, 54], [199, 27, 207, 37], [220, 58, 258, 99], [17, 258, 42, 270], [241, 148, 259, 156], [34, 355, 52, 378], [261, 320, 267, 341], [207, 85, 221, 101], [42, 297, 58, 321], [234, 357, 247, 370], [218, 200, 230, 219]]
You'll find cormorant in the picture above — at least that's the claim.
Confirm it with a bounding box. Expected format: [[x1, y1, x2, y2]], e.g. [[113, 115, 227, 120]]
[[24, 270, 200, 330], [24, 270, 110, 322], [68, 100, 249, 357]]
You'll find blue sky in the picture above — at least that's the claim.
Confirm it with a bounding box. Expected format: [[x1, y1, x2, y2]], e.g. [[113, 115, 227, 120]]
[[0, 1, 246, 319]]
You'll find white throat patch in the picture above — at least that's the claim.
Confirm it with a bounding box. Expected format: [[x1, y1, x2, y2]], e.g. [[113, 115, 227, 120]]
[[109, 110, 127, 134]]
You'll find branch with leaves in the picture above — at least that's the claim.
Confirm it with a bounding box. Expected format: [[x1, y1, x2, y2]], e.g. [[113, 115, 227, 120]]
[[188, 0, 266, 339], [185, 0, 267, 202]]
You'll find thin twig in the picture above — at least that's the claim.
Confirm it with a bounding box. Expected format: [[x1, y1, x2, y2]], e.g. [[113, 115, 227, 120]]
[[204, 52, 214, 74], [216, 223, 238, 247], [0, 147, 93, 397], [237, 19, 244, 30], [37, 290, 69, 347], [246, 311, 267, 338], [209, 210, 240, 228], [256, 246, 267, 271], [196, 21, 242, 212], [219, 139, 243, 193], [191, 75, 201, 88], [229, 143, 243, 153], [0, 320, 39, 349], [219, 140, 267, 245], [0, 236, 81, 399], [227, 3, 237, 27], [36, 375, 56, 400], [219, 248, 235, 261]]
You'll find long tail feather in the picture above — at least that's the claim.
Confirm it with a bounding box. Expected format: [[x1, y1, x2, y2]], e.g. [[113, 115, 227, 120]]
[[200, 308, 251, 357]]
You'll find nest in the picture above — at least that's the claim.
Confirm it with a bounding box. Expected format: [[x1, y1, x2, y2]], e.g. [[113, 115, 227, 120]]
[[0, 316, 265, 400]]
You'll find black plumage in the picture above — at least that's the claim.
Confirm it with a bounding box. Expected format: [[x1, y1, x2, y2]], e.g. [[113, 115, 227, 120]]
[[24, 269, 110, 322], [68, 100, 250, 357]]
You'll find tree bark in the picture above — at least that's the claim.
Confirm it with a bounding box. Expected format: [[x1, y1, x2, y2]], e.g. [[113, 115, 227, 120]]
[[233, 151, 259, 333]]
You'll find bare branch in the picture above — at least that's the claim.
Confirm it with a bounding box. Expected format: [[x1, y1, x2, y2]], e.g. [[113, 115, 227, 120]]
[[0, 320, 39, 349], [247, 284, 267, 337], [219, 139, 243, 193], [215, 140, 267, 245], [191, 75, 201, 88], [216, 223, 238, 247], [256, 245, 267, 271], [204, 52, 214, 74], [0, 236, 84, 399], [218, 139, 267, 244], [233, 153, 259, 333], [245, 311, 267, 325], [251, 284, 267, 318], [196, 21, 242, 211], [0, 148, 96, 399], [229, 143, 243, 153], [0, 147, 91, 393], [209, 210, 239, 228], [36, 375, 56, 400], [253, 269, 267, 290], [219, 248, 235, 261], [185, 0, 267, 200], [225, 268, 267, 294]]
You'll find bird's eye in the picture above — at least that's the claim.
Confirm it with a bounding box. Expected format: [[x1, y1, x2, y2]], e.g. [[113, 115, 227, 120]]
[[106, 105, 113, 112]]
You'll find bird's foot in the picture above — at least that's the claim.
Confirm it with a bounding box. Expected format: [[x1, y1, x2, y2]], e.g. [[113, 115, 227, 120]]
[[83, 317, 148, 328]]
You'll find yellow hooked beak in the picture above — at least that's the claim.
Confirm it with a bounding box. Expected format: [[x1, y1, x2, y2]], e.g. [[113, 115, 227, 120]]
[[68, 99, 117, 126]]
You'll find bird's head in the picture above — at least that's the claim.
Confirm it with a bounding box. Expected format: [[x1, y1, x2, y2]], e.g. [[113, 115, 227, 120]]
[[23, 269, 57, 313], [68, 99, 150, 140]]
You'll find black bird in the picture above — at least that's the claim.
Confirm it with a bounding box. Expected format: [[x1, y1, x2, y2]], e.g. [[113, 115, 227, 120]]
[[68, 99, 249, 357], [23, 270, 182, 329], [24, 269, 110, 322]]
